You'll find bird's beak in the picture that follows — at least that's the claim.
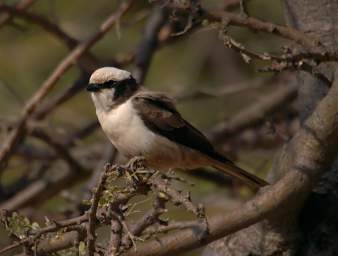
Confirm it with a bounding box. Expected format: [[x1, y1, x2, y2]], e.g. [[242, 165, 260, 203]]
[[86, 84, 99, 92]]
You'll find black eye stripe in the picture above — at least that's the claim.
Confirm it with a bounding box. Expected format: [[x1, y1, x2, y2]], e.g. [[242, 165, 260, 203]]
[[98, 80, 118, 89], [88, 77, 137, 91]]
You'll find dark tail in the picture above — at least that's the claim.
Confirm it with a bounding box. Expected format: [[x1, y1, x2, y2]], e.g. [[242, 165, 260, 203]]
[[207, 152, 269, 188]]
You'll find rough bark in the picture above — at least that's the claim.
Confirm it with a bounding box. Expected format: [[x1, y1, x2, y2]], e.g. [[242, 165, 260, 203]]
[[285, 1, 338, 255], [203, 1, 338, 255]]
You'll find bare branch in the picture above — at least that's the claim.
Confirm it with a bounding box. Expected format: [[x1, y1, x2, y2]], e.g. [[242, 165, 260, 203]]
[[32, 73, 90, 120], [86, 164, 111, 256], [202, 9, 323, 51], [220, 33, 333, 84], [2, 2, 338, 256], [107, 209, 123, 256], [175, 77, 271, 102], [29, 128, 88, 174], [0, 5, 78, 48], [0, 0, 36, 28], [133, 6, 169, 84], [0, 0, 135, 174], [119, 69, 338, 256], [129, 197, 167, 237], [208, 83, 297, 143]]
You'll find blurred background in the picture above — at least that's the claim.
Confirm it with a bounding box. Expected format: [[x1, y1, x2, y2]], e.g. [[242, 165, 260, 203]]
[[0, 0, 297, 255]]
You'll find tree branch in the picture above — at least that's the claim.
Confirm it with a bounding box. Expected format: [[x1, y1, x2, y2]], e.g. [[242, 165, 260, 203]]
[[133, 5, 169, 84], [0, 0, 135, 174], [202, 9, 322, 51], [0, 0, 36, 28], [86, 165, 111, 256], [208, 83, 297, 143], [0, 5, 101, 71], [121, 69, 338, 256]]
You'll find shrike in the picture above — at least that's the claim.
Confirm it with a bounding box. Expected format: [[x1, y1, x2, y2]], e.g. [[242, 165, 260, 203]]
[[87, 67, 268, 188]]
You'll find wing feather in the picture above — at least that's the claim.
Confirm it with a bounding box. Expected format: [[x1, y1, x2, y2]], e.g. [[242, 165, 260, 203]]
[[132, 93, 218, 157], [131, 92, 268, 187]]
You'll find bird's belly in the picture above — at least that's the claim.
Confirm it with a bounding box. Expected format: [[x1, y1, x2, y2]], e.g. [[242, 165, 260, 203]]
[[99, 111, 154, 158], [96, 103, 205, 170], [113, 129, 190, 170], [114, 130, 205, 170]]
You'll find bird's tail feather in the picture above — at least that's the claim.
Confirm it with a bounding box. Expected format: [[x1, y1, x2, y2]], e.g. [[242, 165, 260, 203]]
[[207, 153, 269, 188]]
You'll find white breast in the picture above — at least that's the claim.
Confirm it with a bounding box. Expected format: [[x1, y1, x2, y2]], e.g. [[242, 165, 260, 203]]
[[96, 100, 155, 157], [96, 99, 207, 170]]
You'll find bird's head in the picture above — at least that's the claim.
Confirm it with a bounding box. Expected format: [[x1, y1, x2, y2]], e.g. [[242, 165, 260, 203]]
[[87, 67, 139, 111]]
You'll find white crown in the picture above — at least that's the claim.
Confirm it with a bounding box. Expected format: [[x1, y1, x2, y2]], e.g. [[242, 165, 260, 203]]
[[89, 67, 132, 84]]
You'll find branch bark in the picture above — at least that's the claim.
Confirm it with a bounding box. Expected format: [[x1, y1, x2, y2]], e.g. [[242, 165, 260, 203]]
[[0, 0, 36, 28], [0, 0, 135, 174], [122, 68, 338, 256], [208, 83, 297, 143], [133, 5, 169, 84], [203, 9, 323, 51], [0, 5, 100, 71]]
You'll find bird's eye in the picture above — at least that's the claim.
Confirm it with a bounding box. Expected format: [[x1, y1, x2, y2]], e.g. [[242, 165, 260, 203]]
[[101, 80, 117, 89], [86, 83, 100, 92], [113, 84, 126, 100]]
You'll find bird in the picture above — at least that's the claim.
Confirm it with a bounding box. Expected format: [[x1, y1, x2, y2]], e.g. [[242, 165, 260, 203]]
[[86, 67, 268, 188]]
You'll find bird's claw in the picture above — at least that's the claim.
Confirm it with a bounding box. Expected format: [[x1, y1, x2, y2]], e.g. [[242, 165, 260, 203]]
[[126, 156, 147, 171]]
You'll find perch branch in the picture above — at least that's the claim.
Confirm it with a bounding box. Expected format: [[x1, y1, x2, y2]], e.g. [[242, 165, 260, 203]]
[[122, 69, 338, 256], [86, 165, 111, 256]]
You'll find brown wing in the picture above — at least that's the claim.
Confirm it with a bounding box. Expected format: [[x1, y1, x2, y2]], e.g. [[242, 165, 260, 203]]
[[131, 92, 270, 187], [132, 92, 225, 160]]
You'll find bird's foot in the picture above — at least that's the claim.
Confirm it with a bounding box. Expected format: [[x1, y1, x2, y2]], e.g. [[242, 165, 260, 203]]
[[126, 156, 147, 172], [124, 156, 154, 186]]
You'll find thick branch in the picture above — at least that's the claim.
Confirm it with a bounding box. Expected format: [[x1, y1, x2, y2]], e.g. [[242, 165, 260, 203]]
[[122, 70, 338, 255]]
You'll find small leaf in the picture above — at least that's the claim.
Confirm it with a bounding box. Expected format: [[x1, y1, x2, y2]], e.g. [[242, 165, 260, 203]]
[[31, 222, 40, 230], [79, 241, 86, 256]]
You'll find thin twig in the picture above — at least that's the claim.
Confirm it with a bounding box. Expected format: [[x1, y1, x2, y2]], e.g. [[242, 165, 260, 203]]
[[86, 164, 111, 256], [208, 83, 297, 143], [133, 5, 169, 84], [121, 196, 167, 251], [220, 33, 333, 84], [106, 205, 123, 256], [29, 128, 88, 174], [0, 0, 36, 28], [142, 220, 198, 239], [203, 9, 323, 51], [0, 0, 135, 174]]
